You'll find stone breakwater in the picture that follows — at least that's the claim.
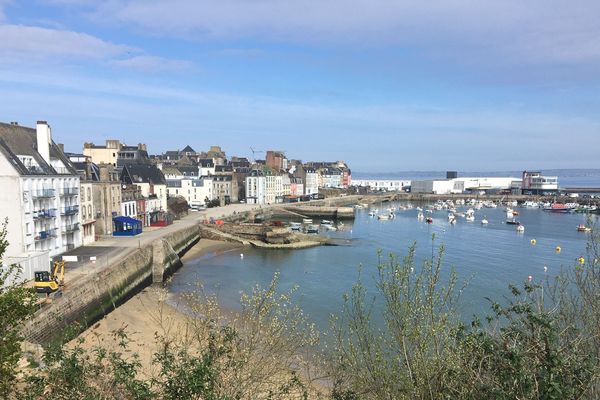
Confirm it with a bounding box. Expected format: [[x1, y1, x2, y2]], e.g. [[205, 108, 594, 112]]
[[22, 225, 200, 344]]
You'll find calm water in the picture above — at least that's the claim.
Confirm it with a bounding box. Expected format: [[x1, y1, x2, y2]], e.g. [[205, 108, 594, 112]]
[[169, 203, 599, 328]]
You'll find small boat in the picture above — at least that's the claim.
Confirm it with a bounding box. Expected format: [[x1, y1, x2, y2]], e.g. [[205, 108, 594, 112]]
[[450, 218, 457, 225], [368, 210, 377, 217], [416, 207, 423, 212], [321, 219, 333, 225], [577, 224, 591, 232], [302, 218, 313, 224], [325, 225, 337, 231], [516, 225, 525, 233], [506, 219, 520, 225], [481, 218, 489, 225], [426, 217, 433, 224], [305, 224, 319, 233], [290, 222, 302, 231], [447, 213, 456, 222], [465, 215, 475, 222], [417, 211, 424, 220], [377, 214, 390, 221]]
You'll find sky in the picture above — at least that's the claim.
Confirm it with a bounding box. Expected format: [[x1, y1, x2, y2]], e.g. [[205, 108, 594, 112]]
[[0, 1, 599, 172]]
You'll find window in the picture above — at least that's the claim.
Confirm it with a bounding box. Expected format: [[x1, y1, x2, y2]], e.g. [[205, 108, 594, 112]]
[[87, 187, 91, 201], [88, 205, 92, 218]]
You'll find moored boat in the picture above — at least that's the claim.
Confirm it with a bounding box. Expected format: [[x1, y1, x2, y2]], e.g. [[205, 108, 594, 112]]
[[543, 203, 576, 213], [577, 224, 591, 232]]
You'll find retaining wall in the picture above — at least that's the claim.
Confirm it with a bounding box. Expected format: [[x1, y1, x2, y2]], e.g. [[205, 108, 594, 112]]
[[22, 225, 201, 344]]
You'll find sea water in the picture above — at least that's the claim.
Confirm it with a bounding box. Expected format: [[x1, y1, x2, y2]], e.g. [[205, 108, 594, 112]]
[[169, 204, 598, 329]]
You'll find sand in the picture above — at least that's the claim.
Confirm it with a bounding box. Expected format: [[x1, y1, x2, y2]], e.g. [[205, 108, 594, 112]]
[[72, 239, 243, 375]]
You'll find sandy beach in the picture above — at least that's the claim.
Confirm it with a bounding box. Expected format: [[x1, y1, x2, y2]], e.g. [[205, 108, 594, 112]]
[[72, 239, 243, 375]]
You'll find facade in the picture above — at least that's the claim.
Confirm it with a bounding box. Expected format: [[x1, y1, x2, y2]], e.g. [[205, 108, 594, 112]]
[[94, 164, 122, 236], [411, 177, 521, 194], [0, 121, 81, 284], [304, 170, 319, 196], [521, 171, 559, 194], [245, 171, 267, 204], [166, 177, 213, 209], [120, 163, 167, 212], [79, 181, 96, 244], [352, 179, 411, 192], [83, 139, 121, 166], [212, 175, 233, 205], [265, 174, 283, 204], [266, 150, 286, 171]]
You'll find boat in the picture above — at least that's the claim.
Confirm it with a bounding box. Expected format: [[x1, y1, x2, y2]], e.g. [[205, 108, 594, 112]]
[[465, 214, 475, 222], [447, 213, 456, 222], [377, 214, 390, 221], [543, 203, 576, 213], [450, 218, 457, 225], [416, 207, 423, 212], [577, 224, 591, 232], [325, 225, 338, 231], [417, 211, 424, 220], [305, 224, 319, 233], [506, 219, 520, 225], [516, 225, 525, 233], [368, 210, 377, 217], [302, 218, 313, 224], [522, 201, 539, 208], [321, 219, 334, 225], [481, 218, 489, 225], [426, 217, 433, 224], [290, 222, 302, 231]]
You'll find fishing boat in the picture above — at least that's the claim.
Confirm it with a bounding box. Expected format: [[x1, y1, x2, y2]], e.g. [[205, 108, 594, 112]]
[[577, 224, 591, 232], [543, 203, 576, 213]]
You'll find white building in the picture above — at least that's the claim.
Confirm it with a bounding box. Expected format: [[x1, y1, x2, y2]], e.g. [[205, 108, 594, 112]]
[[353, 179, 411, 192], [521, 171, 558, 194], [0, 121, 82, 284], [245, 172, 267, 204], [166, 177, 213, 209], [411, 177, 521, 194], [304, 170, 319, 196]]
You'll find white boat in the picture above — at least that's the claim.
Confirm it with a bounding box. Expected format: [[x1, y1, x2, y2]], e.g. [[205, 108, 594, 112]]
[[305, 224, 319, 233], [516, 225, 525, 233], [465, 214, 475, 222], [417, 211, 424, 219], [447, 213, 456, 222], [290, 222, 302, 231], [481, 218, 489, 225], [416, 207, 423, 212], [302, 218, 313, 224], [321, 219, 334, 225], [377, 214, 390, 220]]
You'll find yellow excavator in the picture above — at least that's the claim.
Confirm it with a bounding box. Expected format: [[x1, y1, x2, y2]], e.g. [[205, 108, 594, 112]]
[[34, 260, 65, 294]]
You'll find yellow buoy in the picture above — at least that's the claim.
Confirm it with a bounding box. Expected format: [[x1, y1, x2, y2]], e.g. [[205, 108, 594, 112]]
[[555, 246, 561, 254], [578, 257, 585, 265], [530, 239, 536, 245]]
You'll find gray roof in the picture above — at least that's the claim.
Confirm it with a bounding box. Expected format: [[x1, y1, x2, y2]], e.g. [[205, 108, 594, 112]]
[[0, 122, 77, 176], [121, 163, 166, 185]]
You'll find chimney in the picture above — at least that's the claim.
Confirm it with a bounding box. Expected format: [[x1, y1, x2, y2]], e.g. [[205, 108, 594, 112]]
[[57, 143, 64, 153], [36, 121, 51, 164]]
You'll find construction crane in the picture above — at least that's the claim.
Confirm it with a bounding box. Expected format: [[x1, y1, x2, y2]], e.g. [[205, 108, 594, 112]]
[[249, 147, 265, 163], [34, 260, 65, 294]]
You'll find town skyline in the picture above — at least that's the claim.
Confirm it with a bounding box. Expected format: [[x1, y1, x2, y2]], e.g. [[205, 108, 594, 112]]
[[1, 1, 599, 171]]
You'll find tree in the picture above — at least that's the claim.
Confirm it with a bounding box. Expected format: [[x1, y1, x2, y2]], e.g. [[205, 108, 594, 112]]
[[0, 219, 38, 397]]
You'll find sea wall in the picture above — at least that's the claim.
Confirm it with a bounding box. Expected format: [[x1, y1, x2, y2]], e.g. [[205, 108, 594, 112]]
[[22, 225, 201, 344]]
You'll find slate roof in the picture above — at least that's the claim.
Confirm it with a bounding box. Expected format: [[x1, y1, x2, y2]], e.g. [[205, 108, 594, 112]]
[[121, 163, 166, 185], [0, 122, 77, 176], [181, 145, 195, 153]]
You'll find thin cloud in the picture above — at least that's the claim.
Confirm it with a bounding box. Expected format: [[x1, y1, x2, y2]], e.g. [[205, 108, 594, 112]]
[[82, 0, 600, 69], [112, 55, 193, 72], [0, 24, 133, 60]]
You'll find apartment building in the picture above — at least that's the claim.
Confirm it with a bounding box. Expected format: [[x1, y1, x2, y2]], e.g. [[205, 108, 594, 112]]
[[0, 121, 81, 283]]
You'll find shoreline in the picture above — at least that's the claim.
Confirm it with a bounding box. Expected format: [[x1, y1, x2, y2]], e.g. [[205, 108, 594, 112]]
[[71, 239, 243, 374]]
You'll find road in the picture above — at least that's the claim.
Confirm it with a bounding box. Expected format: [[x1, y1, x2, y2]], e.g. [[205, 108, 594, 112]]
[[59, 203, 263, 284]]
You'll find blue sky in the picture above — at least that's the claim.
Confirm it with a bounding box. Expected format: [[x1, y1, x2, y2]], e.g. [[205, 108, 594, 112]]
[[0, 0, 599, 172]]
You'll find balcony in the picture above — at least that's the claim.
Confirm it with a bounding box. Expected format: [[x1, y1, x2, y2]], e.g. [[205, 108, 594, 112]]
[[60, 187, 79, 197], [35, 229, 57, 241], [63, 223, 80, 233], [33, 209, 57, 220], [61, 206, 79, 216], [31, 189, 55, 199]]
